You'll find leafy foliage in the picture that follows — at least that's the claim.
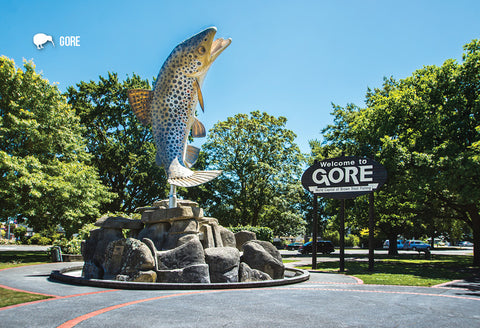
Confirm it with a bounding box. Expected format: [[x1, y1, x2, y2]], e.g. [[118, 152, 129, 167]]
[[12, 226, 27, 242], [311, 40, 480, 264], [52, 237, 81, 254], [228, 225, 274, 242], [27, 234, 51, 246], [0, 57, 113, 236], [66, 73, 167, 212], [202, 111, 306, 235]]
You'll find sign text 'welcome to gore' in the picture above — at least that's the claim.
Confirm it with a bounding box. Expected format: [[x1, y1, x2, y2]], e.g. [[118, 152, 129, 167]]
[[301, 156, 387, 199]]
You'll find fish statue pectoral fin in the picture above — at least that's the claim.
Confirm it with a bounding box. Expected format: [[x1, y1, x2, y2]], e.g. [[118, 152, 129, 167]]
[[193, 78, 205, 112], [191, 117, 206, 138], [127, 89, 154, 126], [185, 145, 200, 168], [168, 170, 223, 187]]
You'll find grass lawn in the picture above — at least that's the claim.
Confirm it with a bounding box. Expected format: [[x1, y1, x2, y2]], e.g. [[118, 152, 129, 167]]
[[296, 254, 478, 286], [0, 287, 52, 308], [0, 251, 53, 307], [0, 250, 51, 269]]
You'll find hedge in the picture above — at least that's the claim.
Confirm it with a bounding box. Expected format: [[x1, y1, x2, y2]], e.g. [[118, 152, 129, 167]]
[[228, 225, 274, 242]]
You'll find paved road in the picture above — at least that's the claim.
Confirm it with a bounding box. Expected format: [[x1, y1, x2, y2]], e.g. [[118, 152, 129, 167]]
[[1, 244, 472, 255], [0, 245, 51, 252], [280, 247, 474, 257], [0, 262, 479, 327]]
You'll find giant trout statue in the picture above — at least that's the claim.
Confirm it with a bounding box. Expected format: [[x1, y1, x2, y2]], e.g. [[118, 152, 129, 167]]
[[128, 27, 231, 206]]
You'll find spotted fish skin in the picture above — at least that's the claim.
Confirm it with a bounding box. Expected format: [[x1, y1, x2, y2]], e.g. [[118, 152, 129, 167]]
[[128, 27, 231, 187]]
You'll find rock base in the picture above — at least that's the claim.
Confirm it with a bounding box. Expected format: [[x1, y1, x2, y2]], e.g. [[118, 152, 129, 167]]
[[81, 200, 284, 284]]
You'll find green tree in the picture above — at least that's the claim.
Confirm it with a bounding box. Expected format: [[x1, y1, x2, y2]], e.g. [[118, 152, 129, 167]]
[[0, 57, 113, 236], [202, 111, 306, 235], [310, 106, 418, 255], [314, 40, 480, 265], [365, 40, 480, 265], [66, 73, 167, 212]]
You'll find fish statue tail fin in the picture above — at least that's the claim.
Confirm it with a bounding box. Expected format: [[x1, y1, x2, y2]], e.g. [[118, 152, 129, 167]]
[[167, 157, 221, 187]]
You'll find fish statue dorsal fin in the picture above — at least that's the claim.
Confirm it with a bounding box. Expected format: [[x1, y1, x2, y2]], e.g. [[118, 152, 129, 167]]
[[185, 145, 200, 168], [192, 117, 206, 138], [127, 89, 153, 126]]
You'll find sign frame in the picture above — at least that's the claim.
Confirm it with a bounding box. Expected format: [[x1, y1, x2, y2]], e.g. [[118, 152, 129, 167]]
[[301, 156, 387, 199], [302, 155, 387, 271]]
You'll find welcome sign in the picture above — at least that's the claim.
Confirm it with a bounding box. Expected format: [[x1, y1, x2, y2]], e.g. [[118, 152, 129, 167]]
[[301, 156, 387, 199]]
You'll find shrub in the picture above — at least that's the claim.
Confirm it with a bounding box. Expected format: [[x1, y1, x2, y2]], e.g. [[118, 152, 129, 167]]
[[52, 237, 81, 254], [0, 238, 17, 245], [77, 223, 97, 240], [321, 230, 360, 247], [228, 225, 274, 242], [13, 226, 27, 242], [27, 234, 52, 245], [49, 222, 98, 255], [345, 234, 360, 247], [322, 230, 340, 245]]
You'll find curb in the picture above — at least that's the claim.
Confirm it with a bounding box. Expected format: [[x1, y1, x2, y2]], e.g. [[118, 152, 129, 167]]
[[50, 266, 310, 290]]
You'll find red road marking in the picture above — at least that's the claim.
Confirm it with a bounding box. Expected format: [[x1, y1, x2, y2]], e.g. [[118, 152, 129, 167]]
[[0, 286, 118, 311], [0, 283, 58, 297], [431, 280, 464, 288], [56, 285, 480, 328], [57, 290, 219, 328]]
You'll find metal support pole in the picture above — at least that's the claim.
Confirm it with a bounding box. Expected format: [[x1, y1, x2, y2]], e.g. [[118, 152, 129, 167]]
[[7, 219, 11, 240], [339, 199, 345, 272], [368, 192, 375, 271], [312, 194, 318, 270], [169, 185, 177, 208]]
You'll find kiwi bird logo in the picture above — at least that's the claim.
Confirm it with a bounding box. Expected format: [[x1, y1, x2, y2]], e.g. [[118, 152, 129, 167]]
[[33, 33, 55, 49], [128, 27, 231, 187]]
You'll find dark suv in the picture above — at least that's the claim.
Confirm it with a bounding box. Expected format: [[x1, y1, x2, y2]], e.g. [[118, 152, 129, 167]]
[[299, 240, 335, 254]]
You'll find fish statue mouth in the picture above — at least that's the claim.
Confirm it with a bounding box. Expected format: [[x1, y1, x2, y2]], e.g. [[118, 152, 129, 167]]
[[187, 27, 231, 78], [210, 36, 232, 62], [205, 26, 232, 63]]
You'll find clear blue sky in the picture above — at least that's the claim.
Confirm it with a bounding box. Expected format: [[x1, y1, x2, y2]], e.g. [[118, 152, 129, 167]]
[[1, 0, 480, 153]]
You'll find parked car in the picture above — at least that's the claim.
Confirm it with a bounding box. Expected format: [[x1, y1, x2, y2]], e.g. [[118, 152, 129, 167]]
[[299, 240, 335, 254], [458, 241, 474, 247], [403, 240, 431, 251], [383, 240, 404, 250], [286, 242, 303, 250]]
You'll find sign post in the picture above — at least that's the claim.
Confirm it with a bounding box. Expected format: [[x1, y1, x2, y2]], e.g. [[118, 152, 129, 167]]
[[368, 192, 375, 271], [339, 199, 345, 272], [312, 194, 318, 269], [302, 156, 387, 271]]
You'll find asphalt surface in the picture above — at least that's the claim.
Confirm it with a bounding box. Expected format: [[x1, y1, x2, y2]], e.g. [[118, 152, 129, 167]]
[[1, 256, 479, 327]]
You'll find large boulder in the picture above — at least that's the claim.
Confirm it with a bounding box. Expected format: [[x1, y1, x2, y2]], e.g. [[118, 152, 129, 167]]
[[156, 235, 205, 270], [204, 247, 240, 283], [82, 227, 123, 279], [238, 262, 272, 282], [156, 264, 210, 283], [162, 219, 199, 250], [138, 222, 170, 251], [219, 226, 236, 248], [103, 238, 155, 281], [117, 270, 157, 283], [234, 230, 256, 251], [242, 240, 284, 279], [95, 216, 144, 230]]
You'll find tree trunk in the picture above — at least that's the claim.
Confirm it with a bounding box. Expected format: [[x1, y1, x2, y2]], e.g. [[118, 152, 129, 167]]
[[466, 205, 480, 267], [388, 234, 398, 256]]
